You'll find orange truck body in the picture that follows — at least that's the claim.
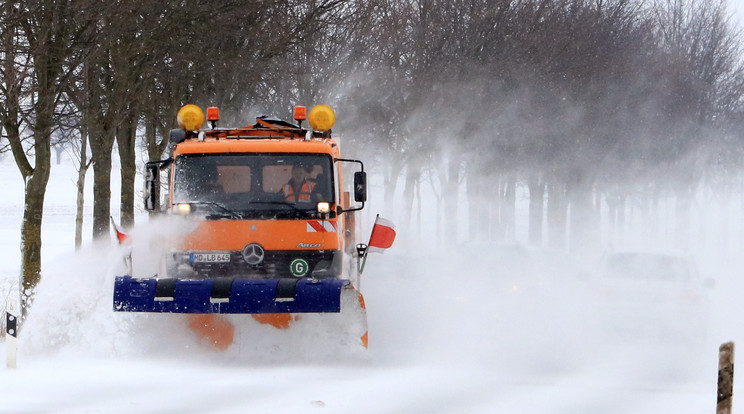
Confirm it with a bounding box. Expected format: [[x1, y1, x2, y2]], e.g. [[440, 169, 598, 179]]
[[113, 106, 369, 349]]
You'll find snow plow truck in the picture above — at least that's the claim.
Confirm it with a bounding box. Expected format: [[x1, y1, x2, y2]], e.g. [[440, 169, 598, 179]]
[[113, 104, 370, 350]]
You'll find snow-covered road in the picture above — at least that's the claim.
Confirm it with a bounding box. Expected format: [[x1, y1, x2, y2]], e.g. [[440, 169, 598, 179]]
[[0, 157, 735, 413]]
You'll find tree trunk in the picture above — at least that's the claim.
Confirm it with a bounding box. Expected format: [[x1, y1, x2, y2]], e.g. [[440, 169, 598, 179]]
[[567, 171, 597, 252], [91, 142, 114, 239], [640, 186, 659, 244], [528, 175, 545, 246], [383, 154, 403, 218], [21, 96, 53, 299], [443, 152, 460, 243], [502, 174, 516, 242], [86, 59, 118, 239], [490, 177, 505, 241], [75, 126, 90, 250], [19, 14, 61, 303], [401, 161, 421, 243], [21, 165, 49, 294], [466, 163, 488, 241], [605, 186, 626, 246], [547, 180, 568, 249], [616, 194, 626, 243], [675, 185, 692, 250], [117, 112, 137, 228], [54, 145, 64, 165]]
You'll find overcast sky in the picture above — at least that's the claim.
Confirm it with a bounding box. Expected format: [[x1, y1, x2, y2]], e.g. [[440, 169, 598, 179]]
[[731, 0, 744, 27]]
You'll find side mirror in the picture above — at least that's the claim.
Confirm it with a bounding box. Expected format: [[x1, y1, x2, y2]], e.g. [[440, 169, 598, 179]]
[[354, 171, 367, 203], [335, 158, 365, 213], [169, 128, 187, 144], [143, 159, 172, 211], [143, 163, 159, 211]]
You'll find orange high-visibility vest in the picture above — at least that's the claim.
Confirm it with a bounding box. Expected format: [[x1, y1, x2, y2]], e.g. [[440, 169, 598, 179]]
[[282, 181, 316, 201]]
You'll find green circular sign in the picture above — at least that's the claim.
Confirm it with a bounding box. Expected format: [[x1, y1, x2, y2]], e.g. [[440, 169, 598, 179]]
[[289, 259, 309, 277]]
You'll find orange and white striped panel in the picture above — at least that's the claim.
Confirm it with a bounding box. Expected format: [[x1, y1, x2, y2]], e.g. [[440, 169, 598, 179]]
[[306, 220, 337, 233]]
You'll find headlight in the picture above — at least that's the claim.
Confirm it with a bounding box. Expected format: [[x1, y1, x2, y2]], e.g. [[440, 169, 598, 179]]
[[173, 203, 192, 215], [316, 201, 331, 214]]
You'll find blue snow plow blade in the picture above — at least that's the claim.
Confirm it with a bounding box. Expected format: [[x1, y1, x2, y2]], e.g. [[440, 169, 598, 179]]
[[113, 276, 345, 314]]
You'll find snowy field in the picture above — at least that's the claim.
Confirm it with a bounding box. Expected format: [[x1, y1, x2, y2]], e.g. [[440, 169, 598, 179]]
[[0, 155, 741, 413]]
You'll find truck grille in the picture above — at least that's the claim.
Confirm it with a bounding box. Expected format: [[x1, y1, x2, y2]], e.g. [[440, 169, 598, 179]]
[[170, 250, 339, 279]]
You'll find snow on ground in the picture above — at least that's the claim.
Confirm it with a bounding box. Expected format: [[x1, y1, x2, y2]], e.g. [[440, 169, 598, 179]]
[[0, 155, 737, 413]]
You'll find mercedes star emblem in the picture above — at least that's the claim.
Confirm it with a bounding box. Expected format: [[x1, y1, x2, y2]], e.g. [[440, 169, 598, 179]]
[[242, 243, 265, 265]]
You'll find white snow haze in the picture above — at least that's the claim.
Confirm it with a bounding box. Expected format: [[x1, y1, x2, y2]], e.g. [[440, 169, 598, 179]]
[[4, 1, 744, 413], [0, 140, 739, 414]]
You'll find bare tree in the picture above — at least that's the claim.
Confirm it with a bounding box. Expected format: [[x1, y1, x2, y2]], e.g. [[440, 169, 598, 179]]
[[0, 0, 101, 305]]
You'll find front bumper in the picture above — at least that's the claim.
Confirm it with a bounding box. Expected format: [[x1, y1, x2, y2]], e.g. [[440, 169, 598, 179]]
[[113, 275, 347, 314]]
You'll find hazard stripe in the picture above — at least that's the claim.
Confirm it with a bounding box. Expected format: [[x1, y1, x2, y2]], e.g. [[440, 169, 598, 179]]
[[307, 221, 325, 232], [306, 221, 337, 233]]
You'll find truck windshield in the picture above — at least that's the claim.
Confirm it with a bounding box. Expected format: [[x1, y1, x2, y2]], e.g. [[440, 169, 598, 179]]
[[173, 153, 334, 219]]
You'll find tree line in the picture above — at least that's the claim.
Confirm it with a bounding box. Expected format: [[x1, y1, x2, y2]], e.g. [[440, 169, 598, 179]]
[[1, 0, 743, 300]]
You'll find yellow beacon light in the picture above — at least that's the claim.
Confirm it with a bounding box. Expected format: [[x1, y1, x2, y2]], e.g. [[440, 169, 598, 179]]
[[308, 105, 336, 132], [177, 104, 205, 131]]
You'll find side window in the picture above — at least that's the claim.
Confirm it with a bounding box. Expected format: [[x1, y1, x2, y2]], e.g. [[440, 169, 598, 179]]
[[311, 164, 331, 202], [308, 165, 322, 180], [263, 165, 292, 193], [261, 157, 334, 203], [217, 165, 251, 194]]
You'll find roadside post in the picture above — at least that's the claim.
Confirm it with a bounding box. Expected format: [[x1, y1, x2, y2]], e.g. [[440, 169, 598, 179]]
[[5, 292, 19, 369], [718, 341, 735, 414]]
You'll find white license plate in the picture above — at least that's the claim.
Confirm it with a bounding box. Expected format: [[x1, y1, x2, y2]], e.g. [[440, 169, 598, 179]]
[[190, 253, 231, 263]]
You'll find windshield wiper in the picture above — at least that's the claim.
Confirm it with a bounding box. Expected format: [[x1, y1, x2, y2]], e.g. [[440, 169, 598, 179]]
[[248, 200, 312, 217], [180, 201, 242, 219]]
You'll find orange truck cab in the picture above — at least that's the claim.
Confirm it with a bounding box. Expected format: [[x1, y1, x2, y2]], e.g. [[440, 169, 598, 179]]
[[113, 105, 369, 337]]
